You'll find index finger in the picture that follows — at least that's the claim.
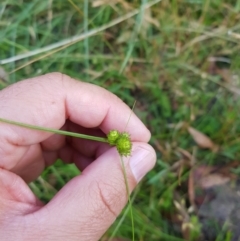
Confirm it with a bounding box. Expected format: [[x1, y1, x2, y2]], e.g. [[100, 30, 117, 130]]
[[0, 72, 150, 145]]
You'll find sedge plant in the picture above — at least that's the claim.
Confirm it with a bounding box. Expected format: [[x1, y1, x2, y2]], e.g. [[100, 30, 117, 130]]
[[0, 102, 136, 241]]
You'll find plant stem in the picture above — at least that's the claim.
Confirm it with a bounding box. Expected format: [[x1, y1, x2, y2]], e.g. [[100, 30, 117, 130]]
[[120, 155, 135, 241], [0, 118, 108, 143]]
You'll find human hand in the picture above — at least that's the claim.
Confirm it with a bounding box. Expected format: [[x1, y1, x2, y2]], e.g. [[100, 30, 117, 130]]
[[0, 73, 156, 241]]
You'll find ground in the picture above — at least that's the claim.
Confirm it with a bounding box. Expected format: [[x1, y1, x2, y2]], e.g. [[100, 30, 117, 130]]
[[1, 1, 240, 240]]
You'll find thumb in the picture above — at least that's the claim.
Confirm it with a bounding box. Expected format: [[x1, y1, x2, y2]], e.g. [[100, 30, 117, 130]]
[[35, 142, 156, 241]]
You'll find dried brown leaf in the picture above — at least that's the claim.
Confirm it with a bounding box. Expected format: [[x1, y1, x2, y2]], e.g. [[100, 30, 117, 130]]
[[188, 127, 217, 150], [189, 164, 238, 205], [198, 173, 230, 189]]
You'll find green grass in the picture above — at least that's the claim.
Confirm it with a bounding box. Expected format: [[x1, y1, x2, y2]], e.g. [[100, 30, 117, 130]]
[[1, 0, 240, 240]]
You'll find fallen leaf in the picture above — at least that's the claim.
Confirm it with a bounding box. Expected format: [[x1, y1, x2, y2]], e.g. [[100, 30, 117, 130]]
[[188, 127, 217, 150], [188, 163, 239, 207], [198, 173, 230, 189]]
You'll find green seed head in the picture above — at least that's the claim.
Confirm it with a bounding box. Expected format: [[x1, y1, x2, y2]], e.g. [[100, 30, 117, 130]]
[[121, 132, 130, 139], [116, 133, 132, 157], [107, 130, 132, 156], [107, 130, 120, 145]]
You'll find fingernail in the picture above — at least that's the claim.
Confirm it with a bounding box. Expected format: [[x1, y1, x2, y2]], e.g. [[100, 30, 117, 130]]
[[129, 145, 156, 182]]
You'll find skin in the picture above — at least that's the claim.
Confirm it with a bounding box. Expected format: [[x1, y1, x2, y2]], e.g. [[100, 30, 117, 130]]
[[0, 73, 156, 241]]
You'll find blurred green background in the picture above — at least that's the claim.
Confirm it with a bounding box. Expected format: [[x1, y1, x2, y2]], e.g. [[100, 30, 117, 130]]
[[1, 0, 240, 240]]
